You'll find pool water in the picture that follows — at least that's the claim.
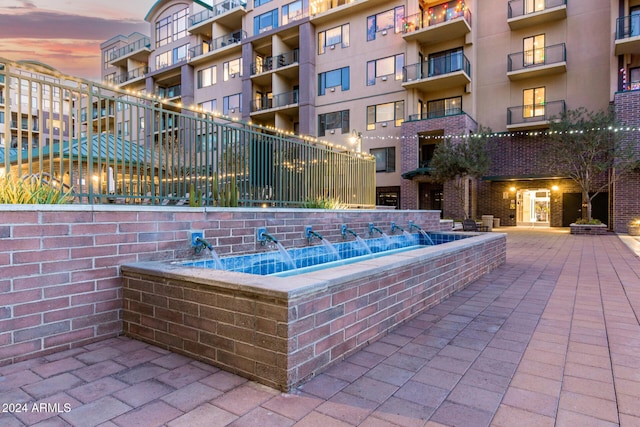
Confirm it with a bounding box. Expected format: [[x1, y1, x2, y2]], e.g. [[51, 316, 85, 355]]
[[181, 232, 470, 276]]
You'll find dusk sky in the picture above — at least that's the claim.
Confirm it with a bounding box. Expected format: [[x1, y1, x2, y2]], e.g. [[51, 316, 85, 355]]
[[0, 0, 157, 81]]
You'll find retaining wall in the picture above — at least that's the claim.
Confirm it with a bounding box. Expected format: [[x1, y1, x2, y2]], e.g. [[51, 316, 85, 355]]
[[0, 205, 448, 366]]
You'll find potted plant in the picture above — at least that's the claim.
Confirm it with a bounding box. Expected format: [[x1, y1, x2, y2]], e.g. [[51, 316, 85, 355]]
[[629, 217, 640, 236]]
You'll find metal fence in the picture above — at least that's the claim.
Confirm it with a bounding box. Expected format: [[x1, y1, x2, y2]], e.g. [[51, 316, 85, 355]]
[[0, 58, 376, 207]]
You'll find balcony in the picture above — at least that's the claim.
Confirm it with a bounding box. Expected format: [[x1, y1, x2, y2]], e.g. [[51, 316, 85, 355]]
[[402, 6, 472, 46], [508, 0, 567, 30], [250, 90, 299, 120], [310, 0, 388, 25], [407, 107, 463, 122], [250, 49, 299, 85], [189, 31, 245, 65], [109, 37, 151, 67], [615, 14, 640, 55], [106, 66, 148, 86], [188, 0, 247, 35], [402, 53, 471, 92], [507, 100, 565, 130], [507, 43, 566, 80], [157, 85, 182, 101]]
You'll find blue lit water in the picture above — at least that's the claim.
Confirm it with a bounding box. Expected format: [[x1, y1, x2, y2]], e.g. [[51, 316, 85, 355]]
[[182, 232, 469, 276]]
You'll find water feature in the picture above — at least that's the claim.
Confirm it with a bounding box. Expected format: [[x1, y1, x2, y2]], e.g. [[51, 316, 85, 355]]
[[341, 224, 373, 255], [369, 222, 392, 250], [307, 226, 341, 261], [409, 220, 435, 246], [257, 228, 297, 271], [194, 236, 224, 269]]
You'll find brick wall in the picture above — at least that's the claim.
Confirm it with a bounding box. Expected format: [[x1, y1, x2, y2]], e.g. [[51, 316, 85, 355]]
[[614, 90, 640, 232], [0, 205, 448, 366], [121, 232, 506, 390]]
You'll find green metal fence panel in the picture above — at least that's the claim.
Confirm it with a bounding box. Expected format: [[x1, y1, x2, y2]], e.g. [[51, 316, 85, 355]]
[[0, 58, 375, 208]]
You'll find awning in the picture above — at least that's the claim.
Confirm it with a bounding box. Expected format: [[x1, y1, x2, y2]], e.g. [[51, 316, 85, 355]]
[[401, 167, 433, 180]]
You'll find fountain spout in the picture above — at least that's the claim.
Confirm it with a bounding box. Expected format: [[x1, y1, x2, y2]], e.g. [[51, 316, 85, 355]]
[[194, 236, 214, 253], [257, 228, 279, 245], [408, 221, 423, 232], [390, 222, 405, 234], [306, 226, 324, 243], [369, 223, 385, 236], [341, 224, 358, 239]]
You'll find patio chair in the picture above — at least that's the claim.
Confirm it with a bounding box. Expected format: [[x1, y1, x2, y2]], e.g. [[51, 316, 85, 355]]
[[462, 219, 489, 232]]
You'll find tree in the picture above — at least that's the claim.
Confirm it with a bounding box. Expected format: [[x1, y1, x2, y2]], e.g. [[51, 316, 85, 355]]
[[429, 134, 490, 219], [545, 107, 639, 223]]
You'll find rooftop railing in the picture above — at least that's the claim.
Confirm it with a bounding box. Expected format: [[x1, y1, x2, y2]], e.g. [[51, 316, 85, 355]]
[[189, 0, 247, 27], [109, 37, 151, 62], [0, 57, 375, 207], [508, 0, 566, 19]]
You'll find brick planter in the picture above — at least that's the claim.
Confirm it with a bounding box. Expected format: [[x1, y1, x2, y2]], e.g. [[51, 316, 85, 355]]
[[570, 223, 609, 235]]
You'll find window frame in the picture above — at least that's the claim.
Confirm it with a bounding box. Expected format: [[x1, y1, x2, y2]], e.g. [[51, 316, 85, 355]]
[[366, 54, 404, 85], [367, 6, 405, 41], [318, 67, 350, 95], [523, 34, 545, 67], [426, 96, 462, 118], [197, 65, 217, 88], [370, 147, 396, 173], [223, 58, 243, 81], [282, 0, 304, 25], [254, 9, 278, 35], [318, 110, 350, 137], [223, 93, 242, 115], [523, 87, 546, 118], [366, 100, 404, 130], [318, 24, 350, 54]]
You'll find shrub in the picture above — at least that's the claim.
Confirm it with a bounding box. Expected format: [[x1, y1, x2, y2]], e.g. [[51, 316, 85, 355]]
[[574, 218, 602, 225], [0, 174, 74, 204], [303, 197, 346, 209]]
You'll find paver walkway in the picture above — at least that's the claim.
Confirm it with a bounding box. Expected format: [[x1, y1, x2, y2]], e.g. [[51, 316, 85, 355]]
[[2, 228, 640, 426]]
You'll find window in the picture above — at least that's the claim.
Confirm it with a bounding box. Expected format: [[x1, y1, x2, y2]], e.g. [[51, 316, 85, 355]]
[[318, 67, 350, 95], [630, 67, 640, 90], [139, 117, 145, 130], [103, 48, 116, 69], [223, 93, 242, 114], [200, 99, 218, 112], [198, 66, 217, 88], [156, 51, 171, 70], [318, 24, 349, 54], [523, 87, 545, 118], [282, 0, 303, 25], [371, 147, 396, 172], [173, 8, 189, 41], [428, 48, 463, 77], [155, 8, 189, 47], [255, 0, 272, 7], [255, 9, 278, 35], [426, 96, 462, 118], [366, 54, 404, 85], [318, 110, 349, 136], [156, 17, 171, 47], [367, 6, 404, 41], [173, 44, 189, 64], [524, 0, 544, 14], [367, 101, 404, 130], [524, 34, 545, 66], [223, 58, 243, 80]]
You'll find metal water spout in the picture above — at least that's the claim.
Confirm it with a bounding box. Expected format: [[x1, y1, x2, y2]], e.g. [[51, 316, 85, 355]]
[[193, 236, 216, 254], [341, 224, 358, 239], [369, 223, 384, 236], [257, 228, 279, 245], [390, 222, 405, 234], [306, 226, 324, 243], [408, 220, 423, 232]]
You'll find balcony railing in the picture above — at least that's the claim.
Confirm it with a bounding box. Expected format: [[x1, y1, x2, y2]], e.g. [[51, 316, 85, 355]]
[[189, 0, 247, 27], [616, 14, 640, 40], [189, 31, 246, 59], [157, 85, 182, 99], [508, 0, 566, 19], [252, 90, 299, 112], [109, 37, 151, 62], [106, 66, 149, 85], [408, 107, 463, 122], [403, 52, 470, 82], [403, 6, 472, 34], [10, 121, 39, 132], [311, 0, 355, 15], [507, 100, 565, 127], [251, 49, 300, 75], [508, 43, 566, 72]]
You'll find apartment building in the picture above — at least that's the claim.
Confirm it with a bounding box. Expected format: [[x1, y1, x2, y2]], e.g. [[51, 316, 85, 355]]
[[101, 0, 640, 230]]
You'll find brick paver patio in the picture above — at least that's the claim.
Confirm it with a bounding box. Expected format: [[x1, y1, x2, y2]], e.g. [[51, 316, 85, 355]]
[[2, 228, 640, 426]]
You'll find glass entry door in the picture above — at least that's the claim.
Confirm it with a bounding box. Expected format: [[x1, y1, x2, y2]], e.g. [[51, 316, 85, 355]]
[[517, 189, 550, 226]]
